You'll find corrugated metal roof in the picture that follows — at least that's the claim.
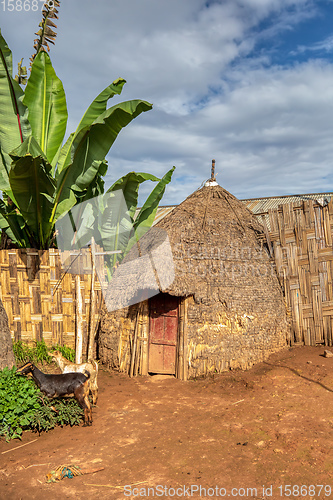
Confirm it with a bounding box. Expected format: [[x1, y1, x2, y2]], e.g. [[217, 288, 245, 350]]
[[241, 192, 333, 215], [152, 205, 176, 225], [134, 205, 176, 225]]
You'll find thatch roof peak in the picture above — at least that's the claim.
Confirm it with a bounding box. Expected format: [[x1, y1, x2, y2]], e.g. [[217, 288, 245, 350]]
[[204, 179, 219, 187], [153, 182, 270, 299], [157, 183, 264, 237], [203, 159, 218, 187]]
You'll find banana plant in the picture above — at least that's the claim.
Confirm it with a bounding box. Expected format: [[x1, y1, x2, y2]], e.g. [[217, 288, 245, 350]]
[[0, 29, 172, 250]]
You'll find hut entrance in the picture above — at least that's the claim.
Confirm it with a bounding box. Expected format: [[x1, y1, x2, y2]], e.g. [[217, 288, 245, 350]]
[[148, 293, 179, 374]]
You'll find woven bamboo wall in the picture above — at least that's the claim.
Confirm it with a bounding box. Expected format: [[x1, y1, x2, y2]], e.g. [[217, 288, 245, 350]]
[[268, 199, 333, 346], [0, 248, 105, 352]]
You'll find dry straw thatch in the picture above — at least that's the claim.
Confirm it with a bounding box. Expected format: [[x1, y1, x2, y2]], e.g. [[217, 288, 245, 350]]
[[99, 182, 290, 379]]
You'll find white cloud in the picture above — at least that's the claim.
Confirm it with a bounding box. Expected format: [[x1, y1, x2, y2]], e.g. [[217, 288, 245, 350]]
[[50, 0, 315, 118], [294, 34, 333, 56], [108, 58, 333, 203]]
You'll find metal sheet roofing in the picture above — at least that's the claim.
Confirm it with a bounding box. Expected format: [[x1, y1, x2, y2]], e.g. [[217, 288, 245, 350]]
[[241, 192, 333, 215], [134, 205, 176, 225]]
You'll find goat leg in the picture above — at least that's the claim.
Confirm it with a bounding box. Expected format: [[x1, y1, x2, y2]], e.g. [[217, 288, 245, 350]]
[[74, 382, 93, 426]]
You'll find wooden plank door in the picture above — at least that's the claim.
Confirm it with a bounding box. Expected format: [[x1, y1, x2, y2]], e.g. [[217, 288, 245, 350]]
[[148, 294, 179, 374]]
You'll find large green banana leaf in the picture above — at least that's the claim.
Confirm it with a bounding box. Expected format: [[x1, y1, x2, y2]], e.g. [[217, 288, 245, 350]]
[[55, 170, 172, 269], [108, 171, 160, 219], [124, 167, 175, 255], [55, 197, 96, 251], [0, 30, 31, 196], [51, 99, 152, 226], [0, 200, 32, 248], [23, 51, 67, 165], [77, 159, 108, 203], [55, 78, 126, 175], [57, 171, 159, 254], [59, 162, 109, 250], [98, 172, 162, 268], [9, 136, 56, 248], [76, 78, 127, 135], [98, 190, 135, 269]]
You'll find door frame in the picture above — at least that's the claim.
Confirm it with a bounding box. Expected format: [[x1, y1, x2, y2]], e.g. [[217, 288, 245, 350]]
[[148, 293, 179, 375], [145, 293, 188, 380]]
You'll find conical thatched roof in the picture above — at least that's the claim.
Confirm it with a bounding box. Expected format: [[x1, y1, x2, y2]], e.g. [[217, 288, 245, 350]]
[[157, 183, 274, 301], [105, 183, 283, 311]]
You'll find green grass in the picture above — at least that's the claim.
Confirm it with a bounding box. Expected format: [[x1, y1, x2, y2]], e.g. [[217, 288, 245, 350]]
[[13, 340, 75, 366]]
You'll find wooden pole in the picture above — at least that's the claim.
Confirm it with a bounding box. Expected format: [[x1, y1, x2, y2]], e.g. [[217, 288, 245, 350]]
[[140, 300, 149, 376], [129, 307, 140, 378], [211, 159, 216, 181], [87, 237, 97, 361], [183, 297, 188, 381], [75, 274, 83, 363], [176, 298, 184, 380]]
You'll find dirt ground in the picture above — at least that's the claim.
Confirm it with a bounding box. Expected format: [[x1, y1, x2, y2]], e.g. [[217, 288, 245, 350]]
[[1, 346, 333, 500]]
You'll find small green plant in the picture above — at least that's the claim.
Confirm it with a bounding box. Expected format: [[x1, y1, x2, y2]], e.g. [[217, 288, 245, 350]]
[[33, 339, 52, 364], [13, 340, 75, 366], [12, 340, 31, 364], [13, 340, 52, 365], [54, 398, 83, 426], [0, 366, 40, 441], [49, 344, 75, 362], [29, 397, 83, 434]]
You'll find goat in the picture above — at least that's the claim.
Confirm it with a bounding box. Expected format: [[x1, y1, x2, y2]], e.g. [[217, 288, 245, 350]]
[[48, 351, 99, 405], [17, 362, 92, 426]]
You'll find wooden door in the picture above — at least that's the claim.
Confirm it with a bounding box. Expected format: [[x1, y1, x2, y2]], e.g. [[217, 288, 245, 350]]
[[148, 294, 179, 374]]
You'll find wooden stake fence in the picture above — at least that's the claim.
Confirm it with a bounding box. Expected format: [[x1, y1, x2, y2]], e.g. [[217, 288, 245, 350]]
[[268, 199, 333, 346]]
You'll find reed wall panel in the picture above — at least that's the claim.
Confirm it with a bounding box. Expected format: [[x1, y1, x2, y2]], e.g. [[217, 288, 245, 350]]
[[0, 248, 105, 353], [269, 199, 333, 346]]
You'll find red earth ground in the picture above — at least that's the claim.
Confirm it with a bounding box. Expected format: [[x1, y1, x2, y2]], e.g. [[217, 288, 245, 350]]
[[1, 346, 333, 500]]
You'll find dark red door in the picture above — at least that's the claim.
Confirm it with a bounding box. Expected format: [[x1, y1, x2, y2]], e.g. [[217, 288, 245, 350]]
[[149, 294, 179, 374]]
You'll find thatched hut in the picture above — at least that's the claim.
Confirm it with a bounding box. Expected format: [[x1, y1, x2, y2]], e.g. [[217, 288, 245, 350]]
[[98, 178, 290, 379]]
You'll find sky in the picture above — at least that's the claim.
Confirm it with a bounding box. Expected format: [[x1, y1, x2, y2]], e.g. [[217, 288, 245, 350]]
[[1, 0, 333, 206]]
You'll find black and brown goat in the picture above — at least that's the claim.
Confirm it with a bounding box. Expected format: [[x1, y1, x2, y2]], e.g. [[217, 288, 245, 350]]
[[17, 362, 92, 426]]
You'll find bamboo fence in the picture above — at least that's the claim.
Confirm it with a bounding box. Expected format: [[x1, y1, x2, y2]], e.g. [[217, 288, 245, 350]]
[[268, 199, 333, 346], [0, 247, 106, 357]]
